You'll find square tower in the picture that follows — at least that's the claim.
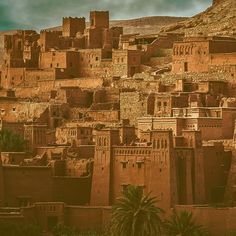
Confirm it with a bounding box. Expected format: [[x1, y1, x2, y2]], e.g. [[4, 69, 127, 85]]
[[90, 128, 120, 206], [90, 11, 109, 29], [62, 17, 86, 37]]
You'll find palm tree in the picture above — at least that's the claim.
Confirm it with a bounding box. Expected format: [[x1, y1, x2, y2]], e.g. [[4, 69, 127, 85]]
[[111, 185, 164, 236], [163, 210, 207, 236]]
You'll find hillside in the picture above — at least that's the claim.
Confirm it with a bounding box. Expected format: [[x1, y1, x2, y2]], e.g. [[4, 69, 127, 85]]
[[47, 16, 188, 35], [161, 0, 236, 37]]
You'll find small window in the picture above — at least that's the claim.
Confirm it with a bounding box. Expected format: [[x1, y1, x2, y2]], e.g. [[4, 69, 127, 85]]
[[96, 57, 99, 61], [137, 163, 142, 169], [12, 107, 16, 112], [122, 162, 127, 169]]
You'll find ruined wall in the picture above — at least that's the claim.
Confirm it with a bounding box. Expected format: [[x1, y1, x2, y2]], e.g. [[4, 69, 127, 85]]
[[0, 101, 48, 123], [87, 110, 119, 122], [120, 92, 153, 126]]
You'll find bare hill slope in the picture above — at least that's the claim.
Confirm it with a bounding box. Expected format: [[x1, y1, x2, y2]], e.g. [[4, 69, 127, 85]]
[[161, 0, 236, 37]]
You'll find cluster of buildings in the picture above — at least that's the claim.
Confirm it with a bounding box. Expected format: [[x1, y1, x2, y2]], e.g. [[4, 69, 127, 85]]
[[0, 9, 236, 235]]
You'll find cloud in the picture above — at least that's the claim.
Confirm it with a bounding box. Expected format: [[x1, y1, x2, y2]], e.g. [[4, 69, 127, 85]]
[[0, 0, 212, 30]]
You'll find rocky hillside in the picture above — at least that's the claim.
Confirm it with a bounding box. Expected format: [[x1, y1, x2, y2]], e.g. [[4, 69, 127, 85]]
[[109, 16, 188, 35], [161, 0, 236, 37]]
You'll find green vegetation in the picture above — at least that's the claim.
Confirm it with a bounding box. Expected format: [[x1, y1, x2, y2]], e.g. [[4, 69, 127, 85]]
[[163, 210, 208, 236], [0, 128, 26, 152], [110, 185, 164, 236]]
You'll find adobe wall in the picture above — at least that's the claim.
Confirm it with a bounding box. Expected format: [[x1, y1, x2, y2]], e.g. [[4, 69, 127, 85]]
[[186, 118, 222, 140], [37, 78, 103, 89], [209, 41, 236, 54], [87, 110, 119, 122], [90, 129, 120, 206], [172, 41, 210, 74], [0, 101, 48, 123], [221, 109, 236, 139], [0, 161, 4, 207], [1, 68, 24, 89], [39, 31, 61, 52], [62, 17, 85, 37], [203, 144, 230, 202], [24, 69, 55, 85], [90, 11, 109, 29], [39, 51, 79, 70], [175, 205, 236, 236], [2, 166, 53, 207], [174, 148, 195, 204], [112, 50, 128, 77], [52, 177, 91, 205], [120, 92, 151, 126], [210, 53, 236, 67], [65, 206, 111, 230]]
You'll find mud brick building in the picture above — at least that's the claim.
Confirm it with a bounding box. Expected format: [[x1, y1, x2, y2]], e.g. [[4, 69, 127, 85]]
[[172, 36, 236, 74], [90, 127, 231, 212]]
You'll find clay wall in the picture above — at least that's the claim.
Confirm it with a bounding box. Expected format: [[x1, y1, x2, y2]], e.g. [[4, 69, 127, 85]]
[[1, 68, 24, 89], [120, 92, 154, 126], [2, 166, 53, 207], [209, 40, 236, 54], [90, 129, 120, 206], [112, 50, 128, 77], [185, 118, 222, 140], [39, 31, 62, 52], [203, 143, 230, 203], [154, 94, 188, 117], [90, 11, 109, 29], [62, 17, 85, 37], [52, 177, 91, 205], [175, 205, 236, 236], [172, 41, 210, 73], [87, 110, 119, 122], [65, 206, 111, 230], [0, 101, 48, 123], [39, 51, 79, 71]]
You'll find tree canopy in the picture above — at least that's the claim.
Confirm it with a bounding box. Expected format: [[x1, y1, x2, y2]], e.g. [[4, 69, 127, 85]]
[[111, 185, 164, 236], [0, 128, 26, 152]]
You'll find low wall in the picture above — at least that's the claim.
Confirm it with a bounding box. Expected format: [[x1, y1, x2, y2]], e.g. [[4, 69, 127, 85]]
[[65, 206, 111, 230], [175, 205, 236, 236]]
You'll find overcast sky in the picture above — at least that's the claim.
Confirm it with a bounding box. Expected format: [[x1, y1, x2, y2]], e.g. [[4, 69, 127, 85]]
[[0, 0, 212, 31]]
